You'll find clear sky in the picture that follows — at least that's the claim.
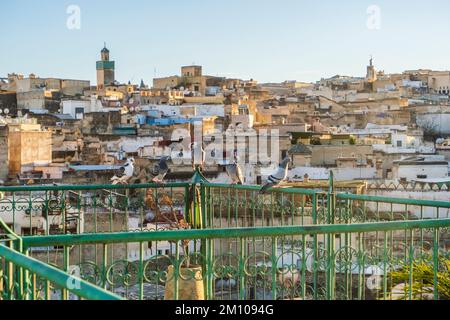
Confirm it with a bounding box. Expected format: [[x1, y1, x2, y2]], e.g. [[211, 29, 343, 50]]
[[1, 0, 450, 84]]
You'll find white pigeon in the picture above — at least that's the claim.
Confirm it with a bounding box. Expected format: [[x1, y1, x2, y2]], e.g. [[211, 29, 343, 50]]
[[259, 157, 291, 194], [111, 158, 135, 185], [191, 142, 206, 169], [225, 161, 245, 185]]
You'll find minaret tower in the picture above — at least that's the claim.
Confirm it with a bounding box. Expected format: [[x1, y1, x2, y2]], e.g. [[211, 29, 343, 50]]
[[366, 55, 377, 83], [96, 43, 115, 91]]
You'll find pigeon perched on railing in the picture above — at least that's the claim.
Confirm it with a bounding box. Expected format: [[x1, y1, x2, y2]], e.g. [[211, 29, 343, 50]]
[[150, 156, 171, 183], [225, 162, 245, 185], [111, 158, 135, 185], [191, 142, 206, 170], [259, 157, 291, 194]]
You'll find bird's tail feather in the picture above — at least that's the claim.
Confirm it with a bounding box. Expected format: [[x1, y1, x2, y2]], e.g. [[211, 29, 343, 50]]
[[259, 184, 273, 195]]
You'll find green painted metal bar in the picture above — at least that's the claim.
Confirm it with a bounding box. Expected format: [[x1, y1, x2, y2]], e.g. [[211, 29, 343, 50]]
[[0, 244, 123, 300], [0, 182, 189, 193], [271, 237, 277, 300], [3, 182, 449, 208], [202, 182, 318, 195], [0, 218, 20, 242], [22, 219, 450, 247], [336, 192, 450, 209], [432, 229, 439, 300]]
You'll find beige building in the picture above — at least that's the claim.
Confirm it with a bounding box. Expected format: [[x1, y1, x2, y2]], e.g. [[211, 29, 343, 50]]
[[310, 145, 374, 167], [153, 65, 206, 95], [0, 124, 8, 180], [7, 122, 52, 176], [428, 71, 450, 95], [153, 76, 180, 91], [289, 144, 312, 167]]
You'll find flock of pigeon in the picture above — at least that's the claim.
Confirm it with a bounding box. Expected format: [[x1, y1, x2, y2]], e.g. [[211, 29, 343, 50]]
[[110, 156, 171, 185], [111, 155, 292, 194]]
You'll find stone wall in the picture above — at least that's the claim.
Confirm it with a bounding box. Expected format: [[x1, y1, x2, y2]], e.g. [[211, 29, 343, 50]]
[[310, 145, 373, 167], [0, 126, 8, 180]]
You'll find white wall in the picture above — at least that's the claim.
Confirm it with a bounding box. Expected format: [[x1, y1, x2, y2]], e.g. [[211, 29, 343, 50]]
[[62, 100, 87, 119], [333, 167, 378, 180], [289, 166, 377, 181], [366, 189, 450, 219], [417, 113, 450, 135], [142, 104, 225, 118], [395, 164, 448, 180], [181, 105, 225, 117]]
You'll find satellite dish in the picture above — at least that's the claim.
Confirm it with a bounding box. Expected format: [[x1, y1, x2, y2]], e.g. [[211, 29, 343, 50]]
[[0, 109, 3, 114], [4, 108, 9, 115]]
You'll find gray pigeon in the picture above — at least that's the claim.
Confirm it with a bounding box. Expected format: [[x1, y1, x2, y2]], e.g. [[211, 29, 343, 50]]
[[151, 156, 170, 183], [259, 157, 291, 194], [225, 162, 245, 185]]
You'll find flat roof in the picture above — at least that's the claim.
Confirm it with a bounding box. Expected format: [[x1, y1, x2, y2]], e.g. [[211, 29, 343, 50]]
[[69, 165, 121, 172]]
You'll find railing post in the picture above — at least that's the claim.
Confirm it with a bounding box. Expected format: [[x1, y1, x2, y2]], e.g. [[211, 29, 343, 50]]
[[271, 237, 278, 300], [62, 245, 70, 300], [190, 167, 211, 299], [312, 193, 318, 300], [327, 171, 336, 300], [432, 228, 439, 300]]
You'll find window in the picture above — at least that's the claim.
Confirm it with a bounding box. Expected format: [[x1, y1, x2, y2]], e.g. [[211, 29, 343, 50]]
[[396, 141, 402, 147], [417, 175, 427, 179], [22, 227, 38, 236]]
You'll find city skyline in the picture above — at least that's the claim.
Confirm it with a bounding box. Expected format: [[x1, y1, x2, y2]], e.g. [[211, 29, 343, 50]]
[[1, 0, 450, 84]]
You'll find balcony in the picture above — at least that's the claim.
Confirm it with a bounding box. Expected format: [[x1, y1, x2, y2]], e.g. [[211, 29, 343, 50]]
[[0, 176, 449, 300]]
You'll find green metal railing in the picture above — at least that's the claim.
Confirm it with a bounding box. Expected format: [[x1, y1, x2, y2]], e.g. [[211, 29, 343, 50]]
[[0, 176, 449, 300], [13, 219, 450, 301], [0, 244, 123, 300], [0, 214, 122, 300]]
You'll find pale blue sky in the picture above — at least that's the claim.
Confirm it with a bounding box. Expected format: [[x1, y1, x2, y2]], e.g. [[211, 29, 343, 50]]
[[1, 0, 450, 84]]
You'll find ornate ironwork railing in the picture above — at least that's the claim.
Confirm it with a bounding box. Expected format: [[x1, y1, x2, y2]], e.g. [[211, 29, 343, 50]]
[[16, 219, 449, 301], [0, 218, 122, 300], [0, 177, 449, 300]]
